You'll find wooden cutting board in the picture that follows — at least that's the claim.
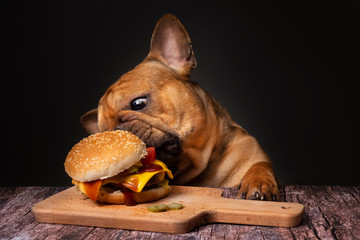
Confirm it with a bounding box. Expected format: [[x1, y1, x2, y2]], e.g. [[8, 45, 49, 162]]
[[32, 186, 304, 233]]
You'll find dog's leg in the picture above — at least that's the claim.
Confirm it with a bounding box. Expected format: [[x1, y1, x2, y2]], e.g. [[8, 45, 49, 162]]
[[238, 162, 280, 201]]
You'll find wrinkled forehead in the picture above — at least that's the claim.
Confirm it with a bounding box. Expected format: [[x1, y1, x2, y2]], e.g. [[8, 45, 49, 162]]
[[99, 69, 153, 109], [100, 61, 177, 109], [99, 81, 146, 112]]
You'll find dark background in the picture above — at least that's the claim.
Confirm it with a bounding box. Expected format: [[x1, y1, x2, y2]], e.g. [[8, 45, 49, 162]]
[[2, 1, 359, 186]]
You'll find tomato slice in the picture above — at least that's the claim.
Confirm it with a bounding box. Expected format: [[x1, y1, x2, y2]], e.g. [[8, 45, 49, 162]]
[[141, 147, 156, 165]]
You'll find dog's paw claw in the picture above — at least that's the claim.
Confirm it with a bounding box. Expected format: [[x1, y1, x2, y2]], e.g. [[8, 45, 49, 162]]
[[248, 191, 260, 200], [272, 193, 278, 201], [241, 192, 247, 199], [260, 193, 266, 200], [238, 179, 279, 201]]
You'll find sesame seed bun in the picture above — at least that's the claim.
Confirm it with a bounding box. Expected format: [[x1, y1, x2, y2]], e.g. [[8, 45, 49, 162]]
[[64, 130, 147, 182]]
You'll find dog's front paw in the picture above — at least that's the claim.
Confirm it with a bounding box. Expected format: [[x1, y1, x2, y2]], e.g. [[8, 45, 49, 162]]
[[238, 162, 280, 201], [239, 177, 279, 201]]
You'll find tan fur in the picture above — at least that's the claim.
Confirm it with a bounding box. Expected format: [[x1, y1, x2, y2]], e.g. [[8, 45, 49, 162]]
[[81, 14, 279, 201]]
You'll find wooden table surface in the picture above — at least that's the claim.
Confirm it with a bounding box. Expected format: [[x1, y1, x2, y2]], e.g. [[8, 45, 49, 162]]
[[0, 185, 359, 239]]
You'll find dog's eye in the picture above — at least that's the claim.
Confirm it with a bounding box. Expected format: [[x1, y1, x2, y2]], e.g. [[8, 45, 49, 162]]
[[131, 97, 148, 110]]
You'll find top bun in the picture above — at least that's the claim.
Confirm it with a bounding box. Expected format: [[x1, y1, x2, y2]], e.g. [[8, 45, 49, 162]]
[[64, 130, 147, 182]]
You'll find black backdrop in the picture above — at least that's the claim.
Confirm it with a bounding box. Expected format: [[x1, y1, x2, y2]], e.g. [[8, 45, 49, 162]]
[[2, 1, 359, 186]]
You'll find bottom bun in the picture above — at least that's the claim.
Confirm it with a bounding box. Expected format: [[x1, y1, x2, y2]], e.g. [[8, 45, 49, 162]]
[[96, 184, 171, 204]]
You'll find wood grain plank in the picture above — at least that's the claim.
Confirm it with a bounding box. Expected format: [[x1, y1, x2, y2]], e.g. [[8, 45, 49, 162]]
[[43, 225, 95, 240], [0, 187, 24, 210], [284, 185, 360, 240], [82, 228, 125, 240], [0, 186, 359, 240], [0, 187, 69, 239], [0, 187, 44, 239]]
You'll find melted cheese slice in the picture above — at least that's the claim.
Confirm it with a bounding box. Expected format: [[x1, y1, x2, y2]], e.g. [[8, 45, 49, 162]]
[[72, 160, 173, 201], [73, 179, 102, 201], [103, 160, 173, 192]]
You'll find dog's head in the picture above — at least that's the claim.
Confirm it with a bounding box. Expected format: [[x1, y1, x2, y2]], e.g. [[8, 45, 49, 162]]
[[80, 14, 206, 173]]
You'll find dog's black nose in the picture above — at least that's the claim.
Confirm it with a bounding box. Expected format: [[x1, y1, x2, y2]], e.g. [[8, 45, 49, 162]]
[[114, 125, 125, 131], [155, 135, 182, 162], [162, 137, 181, 155]]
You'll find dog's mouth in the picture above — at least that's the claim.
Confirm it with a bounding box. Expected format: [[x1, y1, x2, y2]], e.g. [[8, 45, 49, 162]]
[[153, 135, 181, 170]]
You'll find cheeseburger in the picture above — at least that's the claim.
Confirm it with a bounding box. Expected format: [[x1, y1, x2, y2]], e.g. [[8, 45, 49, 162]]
[[64, 130, 173, 205]]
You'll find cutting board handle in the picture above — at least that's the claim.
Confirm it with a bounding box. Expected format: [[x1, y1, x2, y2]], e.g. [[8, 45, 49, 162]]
[[201, 196, 304, 227]]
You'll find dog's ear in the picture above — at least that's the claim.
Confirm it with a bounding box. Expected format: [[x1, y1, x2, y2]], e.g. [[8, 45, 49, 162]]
[[80, 109, 99, 134], [147, 14, 197, 77]]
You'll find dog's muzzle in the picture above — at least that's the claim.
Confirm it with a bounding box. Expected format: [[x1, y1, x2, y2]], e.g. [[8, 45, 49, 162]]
[[114, 119, 182, 164]]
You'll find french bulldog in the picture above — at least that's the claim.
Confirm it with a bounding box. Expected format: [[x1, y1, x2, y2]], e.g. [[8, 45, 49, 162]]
[[80, 14, 280, 201]]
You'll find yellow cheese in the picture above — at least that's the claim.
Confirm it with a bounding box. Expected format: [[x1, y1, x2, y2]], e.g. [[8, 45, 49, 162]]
[[72, 179, 102, 201], [72, 160, 173, 200], [102, 160, 173, 192]]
